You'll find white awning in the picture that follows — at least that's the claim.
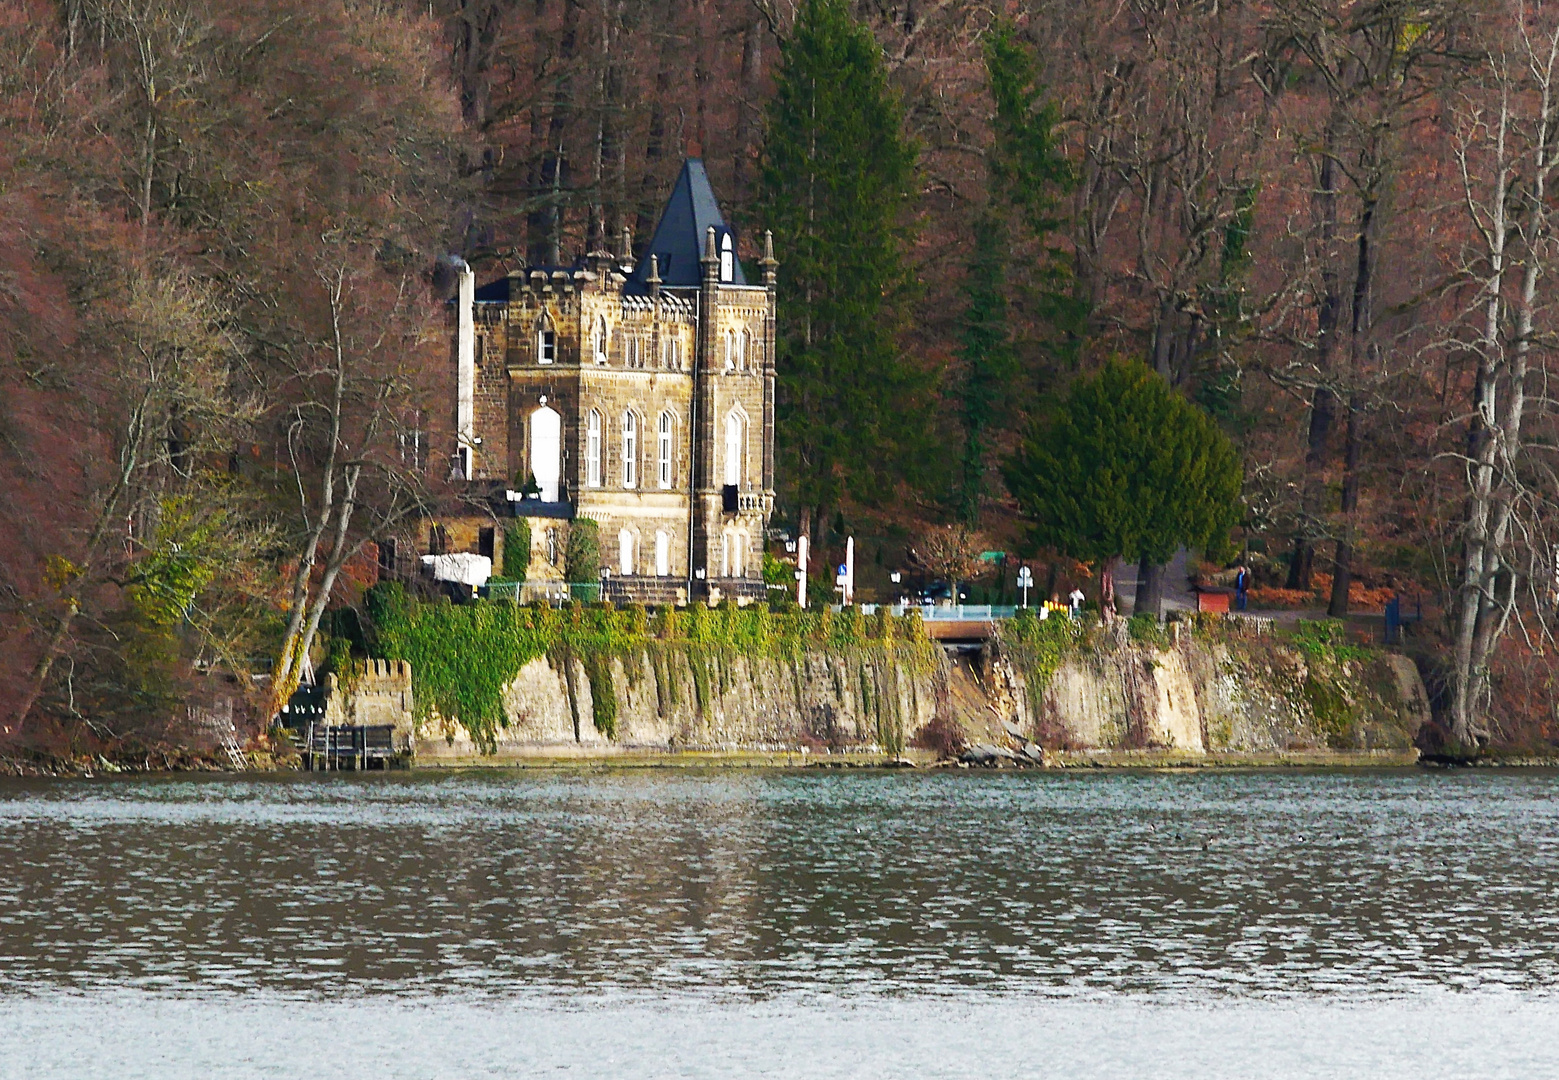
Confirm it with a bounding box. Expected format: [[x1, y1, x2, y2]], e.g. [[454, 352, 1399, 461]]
[[420, 553, 492, 587]]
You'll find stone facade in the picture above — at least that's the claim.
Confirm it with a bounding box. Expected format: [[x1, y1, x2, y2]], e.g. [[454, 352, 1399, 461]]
[[445, 160, 776, 604]]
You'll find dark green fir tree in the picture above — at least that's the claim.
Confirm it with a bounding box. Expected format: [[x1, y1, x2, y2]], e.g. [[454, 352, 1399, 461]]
[[955, 22, 1081, 526], [756, 0, 928, 547], [1003, 359, 1242, 614], [956, 213, 1016, 525]]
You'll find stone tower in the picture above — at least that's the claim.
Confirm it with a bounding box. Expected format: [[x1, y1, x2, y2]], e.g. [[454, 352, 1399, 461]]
[[447, 160, 776, 604]]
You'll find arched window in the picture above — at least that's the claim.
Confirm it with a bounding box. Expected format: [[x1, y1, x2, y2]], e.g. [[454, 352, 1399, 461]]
[[536, 314, 556, 365], [724, 411, 744, 487], [655, 530, 670, 577], [529, 406, 561, 502], [739, 329, 751, 371], [657, 411, 674, 489], [618, 528, 635, 576], [724, 329, 735, 372], [593, 315, 609, 364], [622, 410, 638, 488], [720, 233, 734, 282], [585, 410, 602, 488]]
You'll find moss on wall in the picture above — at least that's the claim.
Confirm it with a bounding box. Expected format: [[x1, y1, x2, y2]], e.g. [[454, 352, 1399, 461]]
[[367, 582, 937, 751]]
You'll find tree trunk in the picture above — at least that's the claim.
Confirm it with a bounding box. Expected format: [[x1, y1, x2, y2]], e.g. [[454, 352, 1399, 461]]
[[1287, 143, 1341, 591], [734, 14, 765, 202], [1328, 398, 1360, 617], [1133, 555, 1164, 619]]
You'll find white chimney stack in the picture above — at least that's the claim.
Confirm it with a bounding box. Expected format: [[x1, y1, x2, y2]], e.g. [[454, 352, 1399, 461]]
[[455, 259, 475, 478]]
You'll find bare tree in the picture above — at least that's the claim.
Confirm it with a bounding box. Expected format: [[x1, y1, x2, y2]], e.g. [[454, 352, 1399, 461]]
[[267, 257, 442, 717], [1444, 0, 1559, 746]]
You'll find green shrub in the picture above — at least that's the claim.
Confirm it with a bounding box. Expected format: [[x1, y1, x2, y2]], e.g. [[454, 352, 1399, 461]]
[[1290, 619, 1368, 663], [502, 519, 532, 580], [1127, 612, 1169, 649], [566, 518, 600, 583]]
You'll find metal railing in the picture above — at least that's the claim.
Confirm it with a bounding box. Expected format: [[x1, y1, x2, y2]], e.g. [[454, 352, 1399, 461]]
[[853, 603, 1072, 621], [481, 580, 601, 605]]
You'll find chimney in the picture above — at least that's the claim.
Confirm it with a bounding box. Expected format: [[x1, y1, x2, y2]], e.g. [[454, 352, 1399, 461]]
[[455, 259, 476, 478]]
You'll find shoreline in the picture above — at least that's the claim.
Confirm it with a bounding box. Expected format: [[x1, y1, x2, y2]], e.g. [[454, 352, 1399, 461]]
[[15, 745, 1559, 777]]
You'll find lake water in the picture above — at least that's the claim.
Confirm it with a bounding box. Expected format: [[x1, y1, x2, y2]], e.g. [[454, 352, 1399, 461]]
[[1, 768, 1557, 1077]]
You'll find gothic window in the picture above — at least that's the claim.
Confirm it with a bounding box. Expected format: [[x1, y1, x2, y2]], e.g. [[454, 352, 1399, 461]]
[[657, 411, 674, 489], [724, 329, 735, 372], [586, 409, 602, 488], [537, 312, 556, 364], [399, 409, 425, 470], [546, 527, 559, 565], [529, 406, 562, 501], [655, 530, 670, 577], [618, 528, 636, 576], [720, 233, 734, 283], [593, 315, 609, 364], [724, 411, 744, 487], [622, 410, 638, 488], [739, 329, 751, 371]]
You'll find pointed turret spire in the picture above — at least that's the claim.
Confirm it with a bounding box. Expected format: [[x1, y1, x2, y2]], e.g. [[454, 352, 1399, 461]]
[[647, 254, 662, 299], [625, 160, 746, 292]]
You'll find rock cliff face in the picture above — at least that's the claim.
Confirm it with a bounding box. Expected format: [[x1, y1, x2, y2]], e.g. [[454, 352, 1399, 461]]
[[412, 644, 937, 762], [370, 620, 1428, 764], [973, 620, 1428, 758]]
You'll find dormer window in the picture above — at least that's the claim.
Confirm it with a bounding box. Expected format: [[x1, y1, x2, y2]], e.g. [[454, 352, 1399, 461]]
[[719, 233, 734, 282], [537, 328, 556, 365]]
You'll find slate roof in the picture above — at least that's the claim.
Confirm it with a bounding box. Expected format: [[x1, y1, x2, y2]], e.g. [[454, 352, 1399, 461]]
[[626, 159, 745, 292]]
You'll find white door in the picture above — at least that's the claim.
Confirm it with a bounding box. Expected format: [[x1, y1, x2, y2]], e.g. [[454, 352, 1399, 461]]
[[655, 531, 670, 576], [530, 406, 561, 501]]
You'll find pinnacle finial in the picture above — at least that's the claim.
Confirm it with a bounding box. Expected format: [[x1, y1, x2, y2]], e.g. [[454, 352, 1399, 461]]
[[760, 229, 778, 285], [648, 254, 661, 297], [704, 225, 718, 263], [618, 225, 633, 263]]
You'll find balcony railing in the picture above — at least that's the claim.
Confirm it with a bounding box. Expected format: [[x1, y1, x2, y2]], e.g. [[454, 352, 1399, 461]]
[[480, 580, 600, 604]]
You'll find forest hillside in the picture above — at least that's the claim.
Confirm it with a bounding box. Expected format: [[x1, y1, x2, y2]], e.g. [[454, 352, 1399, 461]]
[[2, 0, 1556, 757]]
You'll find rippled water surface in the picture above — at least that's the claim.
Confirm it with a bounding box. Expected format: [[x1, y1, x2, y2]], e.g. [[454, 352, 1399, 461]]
[[2, 768, 1558, 1077]]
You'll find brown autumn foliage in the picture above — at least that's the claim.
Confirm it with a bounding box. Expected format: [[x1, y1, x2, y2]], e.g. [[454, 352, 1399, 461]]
[[6, 0, 1559, 754]]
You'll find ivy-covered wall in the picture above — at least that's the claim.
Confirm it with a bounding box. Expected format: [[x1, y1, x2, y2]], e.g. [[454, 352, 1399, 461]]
[[358, 587, 1428, 763], [365, 584, 939, 756]]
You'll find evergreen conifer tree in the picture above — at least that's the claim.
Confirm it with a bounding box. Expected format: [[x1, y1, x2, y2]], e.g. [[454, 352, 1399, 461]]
[[956, 213, 1015, 525], [955, 22, 1079, 525], [1003, 359, 1242, 613], [757, 0, 927, 547]]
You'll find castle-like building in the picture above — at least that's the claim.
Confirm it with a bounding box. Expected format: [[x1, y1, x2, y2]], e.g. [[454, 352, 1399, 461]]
[[447, 160, 776, 603]]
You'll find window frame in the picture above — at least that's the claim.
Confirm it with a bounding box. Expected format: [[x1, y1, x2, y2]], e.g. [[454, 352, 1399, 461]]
[[622, 410, 638, 489], [586, 409, 603, 488]]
